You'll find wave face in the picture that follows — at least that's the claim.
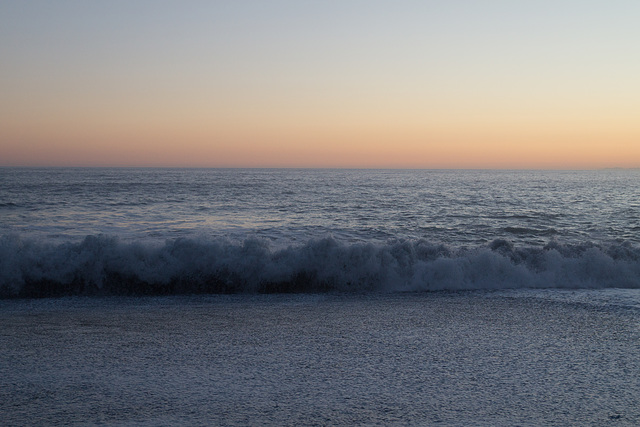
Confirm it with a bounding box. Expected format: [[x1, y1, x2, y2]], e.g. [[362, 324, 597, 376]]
[[3, 169, 640, 298], [2, 235, 639, 298]]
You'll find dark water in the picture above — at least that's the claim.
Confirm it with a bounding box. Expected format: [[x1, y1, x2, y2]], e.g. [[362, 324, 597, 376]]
[[2, 168, 639, 245]]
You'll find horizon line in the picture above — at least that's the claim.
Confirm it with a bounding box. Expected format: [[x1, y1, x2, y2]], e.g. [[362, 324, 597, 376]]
[[2, 165, 639, 171]]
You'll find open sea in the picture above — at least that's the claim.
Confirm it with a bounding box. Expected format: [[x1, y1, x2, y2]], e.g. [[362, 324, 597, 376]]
[[1, 168, 639, 425]]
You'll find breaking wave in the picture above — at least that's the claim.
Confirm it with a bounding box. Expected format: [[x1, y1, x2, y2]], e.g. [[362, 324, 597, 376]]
[[1, 234, 640, 298]]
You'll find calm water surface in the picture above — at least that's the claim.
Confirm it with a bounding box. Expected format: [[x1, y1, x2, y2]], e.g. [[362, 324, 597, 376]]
[[2, 168, 639, 246], [1, 290, 639, 426]]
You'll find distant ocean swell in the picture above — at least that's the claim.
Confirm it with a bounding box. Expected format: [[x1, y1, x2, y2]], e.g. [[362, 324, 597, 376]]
[[1, 234, 639, 298]]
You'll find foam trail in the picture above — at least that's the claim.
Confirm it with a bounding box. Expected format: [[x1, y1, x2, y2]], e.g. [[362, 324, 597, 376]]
[[1, 234, 639, 298]]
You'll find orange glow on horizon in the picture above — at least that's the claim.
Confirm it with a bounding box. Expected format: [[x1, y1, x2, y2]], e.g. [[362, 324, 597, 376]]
[[2, 117, 639, 169], [3, 79, 639, 169], [2, 2, 640, 169]]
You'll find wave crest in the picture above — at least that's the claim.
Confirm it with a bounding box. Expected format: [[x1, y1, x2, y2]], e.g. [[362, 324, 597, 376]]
[[1, 235, 639, 298]]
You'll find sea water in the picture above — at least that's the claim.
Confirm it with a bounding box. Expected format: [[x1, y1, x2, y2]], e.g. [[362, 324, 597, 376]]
[[1, 168, 639, 424], [2, 168, 640, 295]]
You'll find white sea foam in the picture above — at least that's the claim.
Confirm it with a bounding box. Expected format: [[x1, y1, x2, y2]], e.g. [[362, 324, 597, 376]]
[[2, 234, 639, 297]]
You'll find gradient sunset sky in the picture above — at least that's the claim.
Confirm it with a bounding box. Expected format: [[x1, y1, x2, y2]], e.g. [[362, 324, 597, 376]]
[[1, 1, 639, 168]]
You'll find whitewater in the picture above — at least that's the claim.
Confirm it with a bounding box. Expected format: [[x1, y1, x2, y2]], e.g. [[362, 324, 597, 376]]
[[1, 168, 640, 296], [1, 168, 639, 425]]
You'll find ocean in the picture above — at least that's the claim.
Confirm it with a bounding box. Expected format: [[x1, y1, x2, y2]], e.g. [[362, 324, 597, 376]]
[[1, 168, 639, 425]]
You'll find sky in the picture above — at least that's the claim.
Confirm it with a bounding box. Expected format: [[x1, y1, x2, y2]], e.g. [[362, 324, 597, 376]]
[[1, 1, 639, 168]]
